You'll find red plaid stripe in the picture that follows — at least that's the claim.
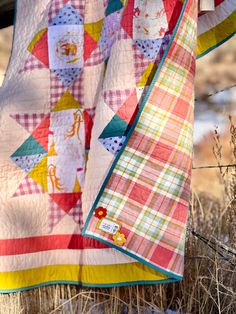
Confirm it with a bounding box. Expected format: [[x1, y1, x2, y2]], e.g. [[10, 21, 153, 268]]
[[19, 55, 47, 73], [48, 0, 85, 24], [103, 88, 133, 113], [10, 113, 47, 133], [12, 176, 45, 197]]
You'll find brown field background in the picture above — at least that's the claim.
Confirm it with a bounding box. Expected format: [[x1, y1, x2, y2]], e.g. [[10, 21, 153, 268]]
[[0, 27, 235, 313]]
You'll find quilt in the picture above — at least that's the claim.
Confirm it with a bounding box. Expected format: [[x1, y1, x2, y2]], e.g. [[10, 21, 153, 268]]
[[0, 0, 235, 293]]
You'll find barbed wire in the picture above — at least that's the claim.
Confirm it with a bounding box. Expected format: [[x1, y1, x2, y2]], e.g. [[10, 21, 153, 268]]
[[192, 163, 236, 170], [191, 86, 236, 264], [194, 84, 236, 102], [193, 84, 236, 170], [188, 228, 236, 266]]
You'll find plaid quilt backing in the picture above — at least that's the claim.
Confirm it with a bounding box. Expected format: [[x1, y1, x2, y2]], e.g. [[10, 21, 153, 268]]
[[83, 0, 198, 279]]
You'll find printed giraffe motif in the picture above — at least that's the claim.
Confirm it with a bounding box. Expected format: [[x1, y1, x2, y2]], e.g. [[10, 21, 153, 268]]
[[64, 109, 84, 143], [48, 164, 65, 193]]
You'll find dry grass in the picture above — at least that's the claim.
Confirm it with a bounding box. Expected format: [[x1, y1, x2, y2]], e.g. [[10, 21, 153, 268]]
[[0, 119, 235, 313]]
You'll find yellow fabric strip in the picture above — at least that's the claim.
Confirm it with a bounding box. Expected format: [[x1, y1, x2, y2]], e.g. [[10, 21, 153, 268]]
[[27, 28, 47, 53], [0, 263, 170, 291], [197, 10, 236, 57]]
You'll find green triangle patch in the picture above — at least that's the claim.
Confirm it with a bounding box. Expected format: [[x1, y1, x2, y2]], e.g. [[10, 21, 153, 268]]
[[99, 114, 129, 138], [11, 135, 47, 158], [105, 0, 123, 16]]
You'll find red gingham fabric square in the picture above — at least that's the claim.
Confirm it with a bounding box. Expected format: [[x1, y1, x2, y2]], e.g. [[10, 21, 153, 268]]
[[68, 197, 83, 226], [19, 55, 47, 73], [48, 197, 83, 232], [133, 44, 151, 84], [12, 176, 45, 197], [48, 198, 66, 231], [48, 0, 68, 24], [48, 0, 85, 24], [10, 113, 47, 133], [84, 46, 104, 67], [50, 71, 84, 107], [69, 71, 84, 105], [50, 72, 66, 106], [103, 88, 132, 112]]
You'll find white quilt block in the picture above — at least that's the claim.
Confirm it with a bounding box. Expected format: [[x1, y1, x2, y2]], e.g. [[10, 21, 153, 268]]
[[48, 109, 85, 194], [133, 0, 169, 40], [103, 39, 136, 91], [48, 25, 84, 69]]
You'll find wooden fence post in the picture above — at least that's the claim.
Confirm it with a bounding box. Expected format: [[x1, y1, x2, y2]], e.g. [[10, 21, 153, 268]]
[[0, 0, 15, 29]]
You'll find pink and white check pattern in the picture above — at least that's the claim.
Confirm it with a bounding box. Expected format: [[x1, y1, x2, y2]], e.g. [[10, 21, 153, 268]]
[[117, 27, 130, 40], [50, 72, 84, 107], [48, 199, 66, 231], [68, 198, 83, 225], [48, 198, 83, 232], [133, 44, 152, 84], [10, 113, 47, 133], [12, 176, 45, 197], [70, 72, 84, 105], [19, 55, 47, 73], [84, 46, 104, 67], [48, 0, 85, 24], [103, 88, 133, 113]]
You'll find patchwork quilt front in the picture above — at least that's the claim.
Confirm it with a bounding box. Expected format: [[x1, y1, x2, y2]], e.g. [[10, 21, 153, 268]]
[[0, 0, 235, 292]]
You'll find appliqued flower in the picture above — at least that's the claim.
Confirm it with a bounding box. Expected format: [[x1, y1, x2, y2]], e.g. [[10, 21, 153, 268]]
[[112, 232, 126, 246], [94, 206, 107, 219]]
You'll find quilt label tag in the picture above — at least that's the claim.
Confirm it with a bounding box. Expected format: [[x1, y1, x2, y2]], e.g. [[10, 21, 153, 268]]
[[97, 218, 120, 235]]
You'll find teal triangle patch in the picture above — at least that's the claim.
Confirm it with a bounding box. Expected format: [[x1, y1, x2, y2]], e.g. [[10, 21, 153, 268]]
[[11, 135, 47, 157], [105, 0, 123, 16], [99, 114, 129, 138]]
